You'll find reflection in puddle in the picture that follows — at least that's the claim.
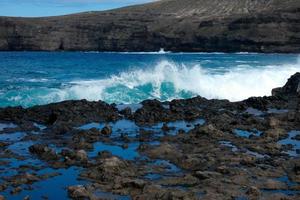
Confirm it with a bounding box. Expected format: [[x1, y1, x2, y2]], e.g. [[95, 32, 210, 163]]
[[90, 142, 139, 160], [79, 118, 205, 138]]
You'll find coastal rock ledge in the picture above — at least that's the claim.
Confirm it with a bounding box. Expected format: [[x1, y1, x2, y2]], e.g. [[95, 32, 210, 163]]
[[0, 0, 300, 52], [0, 74, 300, 199]]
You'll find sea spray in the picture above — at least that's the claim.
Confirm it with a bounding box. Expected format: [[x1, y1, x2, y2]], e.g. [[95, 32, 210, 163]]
[[61, 60, 300, 103], [0, 53, 299, 107]]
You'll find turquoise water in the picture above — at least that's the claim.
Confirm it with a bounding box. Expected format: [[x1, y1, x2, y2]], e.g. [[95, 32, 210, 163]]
[[0, 52, 299, 107]]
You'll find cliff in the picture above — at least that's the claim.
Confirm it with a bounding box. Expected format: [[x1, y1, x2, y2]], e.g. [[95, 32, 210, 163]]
[[0, 0, 299, 52]]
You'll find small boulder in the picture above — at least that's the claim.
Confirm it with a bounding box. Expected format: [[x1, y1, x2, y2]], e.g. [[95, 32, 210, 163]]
[[76, 150, 88, 162], [10, 186, 22, 195], [67, 185, 90, 199], [101, 124, 112, 135], [194, 171, 222, 180], [29, 144, 58, 161], [246, 186, 260, 199], [161, 123, 170, 132]]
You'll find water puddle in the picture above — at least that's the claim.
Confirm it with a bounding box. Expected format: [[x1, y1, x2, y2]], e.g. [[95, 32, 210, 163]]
[[80, 119, 139, 138], [233, 129, 262, 138], [278, 130, 300, 157], [0, 132, 26, 142], [33, 123, 47, 131], [267, 109, 289, 114], [219, 141, 268, 158], [0, 123, 17, 131], [94, 190, 131, 200], [219, 141, 238, 152], [144, 159, 183, 181], [245, 107, 264, 116], [7, 140, 35, 157], [79, 118, 205, 138], [116, 104, 143, 112], [90, 142, 139, 160], [1, 167, 85, 200]]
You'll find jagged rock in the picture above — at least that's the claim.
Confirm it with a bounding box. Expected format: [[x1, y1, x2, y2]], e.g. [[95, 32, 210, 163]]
[[29, 144, 59, 161], [67, 185, 91, 199], [272, 73, 300, 97], [194, 171, 222, 180], [246, 186, 261, 199], [76, 150, 88, 162], [101, 125, 112, 135], [10, 186, 22, 195], [161, 123, 170, 132]]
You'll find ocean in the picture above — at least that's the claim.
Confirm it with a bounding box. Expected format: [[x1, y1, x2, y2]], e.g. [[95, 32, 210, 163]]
[[0, 52, 299, 108]]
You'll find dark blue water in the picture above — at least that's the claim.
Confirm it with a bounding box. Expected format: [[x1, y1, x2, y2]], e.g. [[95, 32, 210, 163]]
[[0, 52, 299, 107]]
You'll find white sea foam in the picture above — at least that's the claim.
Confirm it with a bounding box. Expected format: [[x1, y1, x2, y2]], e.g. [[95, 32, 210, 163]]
[[41, 59, 300, 104], [5, 59, 298, 107]]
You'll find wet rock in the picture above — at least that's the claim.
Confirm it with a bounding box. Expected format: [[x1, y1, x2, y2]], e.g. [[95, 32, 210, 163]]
[[76, 150, 88, 162], [263, 128, 287, 140], [134, 184, 197, 200], [246, 186, 260, 199], [10, 186, 22, 195], [294, 164, 300, 175], [67, 185, 91, 199], [261, 179, 287, 190], [194, 124, 223, 137], [23, 173, 40, 183], [272, 72, 300, 97], [216, 166, 231, 174], [97, 150, 113, 159], [0, 184, 7, 192], [292, 134, 300, 140], [0, 142, 8, 148], [118, 178, 147, 189], [81, 156, 135, 182], [119, 107, 132, 118], [101, 125, 112, 135], [23, 196, 30, 200], [29, 144, 59, 161], [145, 143, 180, 160], [161, 123, 171, 132], [194, 171, 222, 180]]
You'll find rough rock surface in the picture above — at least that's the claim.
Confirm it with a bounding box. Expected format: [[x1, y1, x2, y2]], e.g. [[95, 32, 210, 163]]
[[0, 73, 300, 199], [0, 0, 299, 52]]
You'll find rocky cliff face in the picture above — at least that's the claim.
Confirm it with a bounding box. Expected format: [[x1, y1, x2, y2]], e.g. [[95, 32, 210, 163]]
[[0, 0, 299, 52]]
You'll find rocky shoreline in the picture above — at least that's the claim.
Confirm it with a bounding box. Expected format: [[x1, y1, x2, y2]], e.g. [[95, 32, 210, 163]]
[[0, 73, 300, 199]]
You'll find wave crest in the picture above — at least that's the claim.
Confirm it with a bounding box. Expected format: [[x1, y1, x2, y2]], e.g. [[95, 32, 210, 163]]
[[1, 59, 299, 107], [61, 60, 300, 103]]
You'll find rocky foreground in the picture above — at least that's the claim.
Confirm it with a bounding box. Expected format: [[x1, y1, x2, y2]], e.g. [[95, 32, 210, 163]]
[[0, 73, 300, 200], [0, 0, 300, 53]]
